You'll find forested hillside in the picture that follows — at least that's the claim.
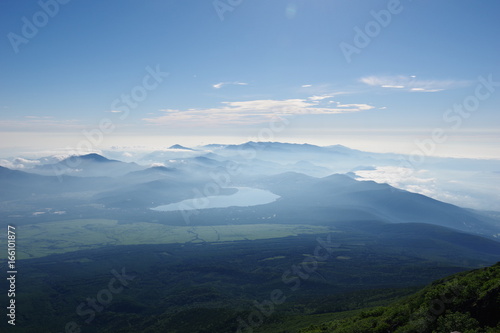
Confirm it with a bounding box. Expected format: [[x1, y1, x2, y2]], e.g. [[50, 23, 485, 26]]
[[300, 263, 500, 333]]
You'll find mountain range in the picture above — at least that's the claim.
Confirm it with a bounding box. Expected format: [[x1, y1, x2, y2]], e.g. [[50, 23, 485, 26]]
[[1, 145, 499, 240], [1, 142, 499, 333]]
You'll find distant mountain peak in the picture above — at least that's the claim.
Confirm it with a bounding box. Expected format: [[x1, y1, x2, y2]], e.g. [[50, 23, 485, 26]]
[[67, 153, 114, 163], [218, 141, 358, 154], [129, 165, 175, 175], [264, 171, 316, 183], [169, 144, 194, 151], [321, 173, 354, 181], [192, 156, 220, 165], [202, 141, 353, 153], [150, 166, 174, 171]]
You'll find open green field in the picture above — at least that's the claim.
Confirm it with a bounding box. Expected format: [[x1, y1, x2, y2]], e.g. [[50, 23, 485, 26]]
[[5, 219, 331, 259]]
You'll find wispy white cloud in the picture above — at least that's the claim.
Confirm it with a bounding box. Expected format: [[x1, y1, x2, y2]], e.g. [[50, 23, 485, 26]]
[[212, 81, 248, 89], [355, 166, 434, 189], [308, 94, 335, 101], [301, 84, 312, 88], [409, 87, 441, 92], [381, 85, 405, 89], [143, 96, 376, 126], [0, 158, 39, 170], [0, 156, 60, 170], [360, 75, 471, 92], [353, 166, 475, 206], [0, 118, 82, 131], [24, 115, 54, 119]]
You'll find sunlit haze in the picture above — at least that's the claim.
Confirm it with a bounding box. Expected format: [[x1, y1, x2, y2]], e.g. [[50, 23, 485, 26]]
[[1, 1, 499, 159]]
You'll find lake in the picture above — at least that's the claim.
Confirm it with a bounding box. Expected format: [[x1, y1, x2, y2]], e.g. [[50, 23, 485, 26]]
[[151, 187, 280, 212]]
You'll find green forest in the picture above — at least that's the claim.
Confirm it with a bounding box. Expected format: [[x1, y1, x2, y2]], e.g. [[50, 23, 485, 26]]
[[299, 262, 500, 333]]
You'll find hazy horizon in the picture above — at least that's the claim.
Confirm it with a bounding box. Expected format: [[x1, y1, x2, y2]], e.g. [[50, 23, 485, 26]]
[[1, 1, 499, 161], [1, 134, 500, 161]]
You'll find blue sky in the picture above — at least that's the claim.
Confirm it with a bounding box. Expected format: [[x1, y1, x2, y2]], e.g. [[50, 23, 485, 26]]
[[0, 0, 499, 157]]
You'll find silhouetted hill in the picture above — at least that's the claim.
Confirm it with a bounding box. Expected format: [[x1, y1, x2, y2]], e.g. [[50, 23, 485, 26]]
[[64, 153, 116, 163], [207, 141, 360, 155], [32, 153, 143, 177], [126, 165, 178, 177], [169, 144, 195, 150], [0, 165, 112, 200], [250, 172, 499, 237]]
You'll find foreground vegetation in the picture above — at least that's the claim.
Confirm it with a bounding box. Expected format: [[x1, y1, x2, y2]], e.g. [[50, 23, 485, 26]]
[[300, 263, 500, 333], [2, 228, 499, 333]]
